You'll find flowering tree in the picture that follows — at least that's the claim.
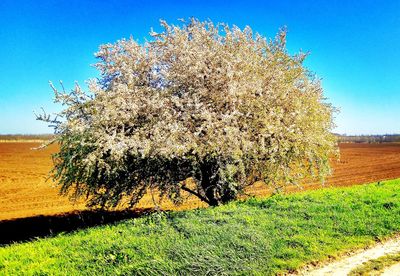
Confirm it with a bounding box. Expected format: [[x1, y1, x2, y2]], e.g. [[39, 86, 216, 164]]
[[37, 19, 337, 208]]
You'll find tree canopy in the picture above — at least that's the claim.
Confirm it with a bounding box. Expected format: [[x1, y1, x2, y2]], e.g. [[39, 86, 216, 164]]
[[38, 18, 338, 208]]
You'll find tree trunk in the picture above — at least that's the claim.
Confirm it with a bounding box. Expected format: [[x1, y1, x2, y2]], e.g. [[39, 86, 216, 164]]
[[198, 159, 240, 206], [200, 161, 221, 206], [200, 173, 220, 206]]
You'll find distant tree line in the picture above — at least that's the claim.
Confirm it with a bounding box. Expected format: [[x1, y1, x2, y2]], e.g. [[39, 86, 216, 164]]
[[2, 134, 399, 144], [337, 134, 400, 143], [0, 134, 54, 141]]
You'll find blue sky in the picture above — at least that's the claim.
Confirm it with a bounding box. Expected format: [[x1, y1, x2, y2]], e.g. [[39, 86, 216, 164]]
[[0, 0, 399, 135]]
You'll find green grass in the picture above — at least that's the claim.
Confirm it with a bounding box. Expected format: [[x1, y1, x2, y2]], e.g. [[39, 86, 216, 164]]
[[349, 251, 400, 275], [1, 179, 400, 275]]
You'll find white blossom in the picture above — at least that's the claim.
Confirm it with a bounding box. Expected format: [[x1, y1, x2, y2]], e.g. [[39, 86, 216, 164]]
[[37, 18, 338, 208]]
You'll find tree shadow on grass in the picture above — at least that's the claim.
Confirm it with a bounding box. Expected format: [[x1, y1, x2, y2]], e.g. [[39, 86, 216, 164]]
[[0, 208, 154, 246]]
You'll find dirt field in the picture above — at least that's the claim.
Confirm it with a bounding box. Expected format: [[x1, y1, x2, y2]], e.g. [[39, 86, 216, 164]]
[[1, 142, 400, 221]]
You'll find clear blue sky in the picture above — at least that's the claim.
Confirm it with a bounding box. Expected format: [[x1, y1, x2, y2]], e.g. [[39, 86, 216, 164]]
[[0, 0, 399, 135]]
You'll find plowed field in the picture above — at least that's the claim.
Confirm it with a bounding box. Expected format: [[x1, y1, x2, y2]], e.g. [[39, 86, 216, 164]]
[[1, 142, 400, 221]]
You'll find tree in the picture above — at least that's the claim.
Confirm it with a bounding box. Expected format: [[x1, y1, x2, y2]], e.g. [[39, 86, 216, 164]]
[[37, 18, 338, 208]]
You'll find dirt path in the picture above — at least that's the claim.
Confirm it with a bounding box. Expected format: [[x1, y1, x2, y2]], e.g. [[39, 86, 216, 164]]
[[298, 236, 400, 275], [381, 262, 400, 275]]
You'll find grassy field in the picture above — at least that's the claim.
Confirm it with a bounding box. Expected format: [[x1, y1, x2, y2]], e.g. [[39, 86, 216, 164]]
[[1, 179, 400, 275]]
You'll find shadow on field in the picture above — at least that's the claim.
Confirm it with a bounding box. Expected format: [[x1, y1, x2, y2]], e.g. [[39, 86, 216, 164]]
[[0, 208, 154, 245]]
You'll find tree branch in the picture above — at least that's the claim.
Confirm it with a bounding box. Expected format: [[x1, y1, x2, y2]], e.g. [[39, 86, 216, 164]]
[[180, 183, 211, 205]]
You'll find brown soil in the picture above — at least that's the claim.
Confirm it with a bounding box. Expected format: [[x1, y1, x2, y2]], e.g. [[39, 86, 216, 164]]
[[1, 142, 400, 221]]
